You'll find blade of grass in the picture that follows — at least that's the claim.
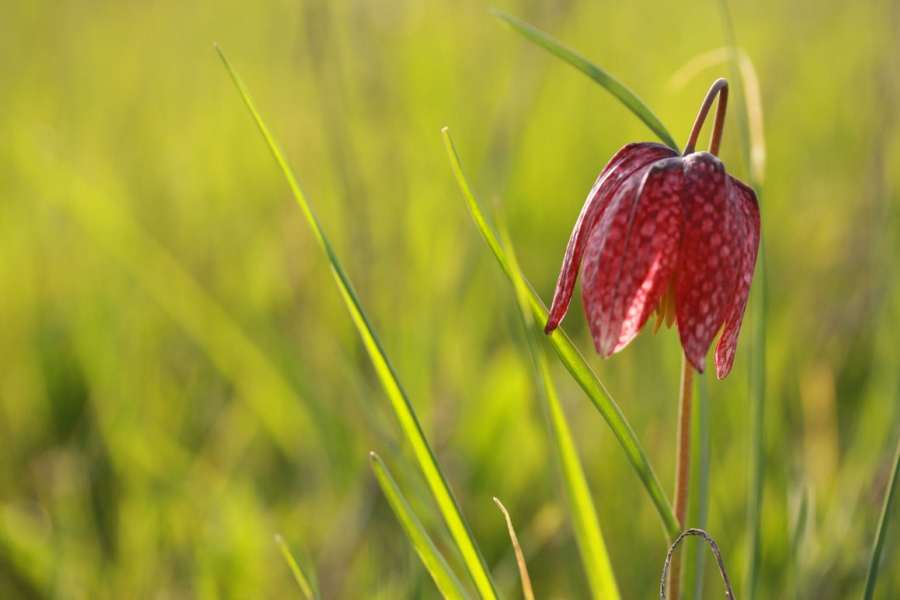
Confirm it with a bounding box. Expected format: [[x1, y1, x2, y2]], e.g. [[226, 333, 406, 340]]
[[215, 45, 498, 600], [862, 430, 900, 600], [690, 373, 710, 600], [443, 127, 680, 542], [274, 534, 321, 600], [490, 9, 679, 151], [493, 498, 534, 600], [715, 4, 768, 599], [499, 210, 620, 600], [370, 453, 471, 600]]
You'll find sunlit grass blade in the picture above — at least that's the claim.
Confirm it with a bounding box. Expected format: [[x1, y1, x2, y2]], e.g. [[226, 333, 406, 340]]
[[493, 498, 534, 600], [498, 214, 619, 600], [215, 45, 498, 600], [370, 453, 471, 600], [862, 431, 900, 600], [489, 9, 679, 151], [443, 127, 679, 542], [714, 4, 768, 599], [274, 534, 320, 600]]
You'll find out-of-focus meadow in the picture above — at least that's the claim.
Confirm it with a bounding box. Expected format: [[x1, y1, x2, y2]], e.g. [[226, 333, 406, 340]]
[[1, 0, 899, 597]]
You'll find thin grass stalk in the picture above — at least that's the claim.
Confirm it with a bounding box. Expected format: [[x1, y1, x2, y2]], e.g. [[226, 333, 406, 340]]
[[499, 211, 621, 600], [215, 45, 497, 599], [691, 373, 711, 600], [862, 429, 900, 600], [668, 356, 695, 600], [274, 535, 320, 600], [490, 9, 679, 151], [369, 453, 471, 600], [493, 498, 534, 600], [715, 5, 767, 597], [443, 127, 680, 541]]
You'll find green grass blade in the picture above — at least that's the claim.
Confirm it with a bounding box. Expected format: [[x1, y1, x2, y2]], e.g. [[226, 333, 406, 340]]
[[537, 352, 620, 600], [690, 373, 710, 600], [862, 431, 900, 600], [499, 213, 620, 600], [370, 453, 471, 600], [443, 127, 679, 541], [490, 9, 679, 151], [215, 45, 498, 600], [715, 4, 768, 599], [274, 534, 320, 600]]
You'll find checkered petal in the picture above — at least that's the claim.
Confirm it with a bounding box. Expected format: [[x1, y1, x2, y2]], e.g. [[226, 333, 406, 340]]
[[581, 158, 683, 356], [545, 142, 678, 333], [674, 152, 744, 373], [714, 177, 761, 378]]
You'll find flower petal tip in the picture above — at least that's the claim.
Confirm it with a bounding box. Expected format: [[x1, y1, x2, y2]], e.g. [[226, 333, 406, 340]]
[[714, 346, 737, 379]]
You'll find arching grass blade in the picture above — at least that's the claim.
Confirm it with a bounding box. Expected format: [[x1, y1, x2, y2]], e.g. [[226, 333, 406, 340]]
[[490, 9, 679, 151], [215, 45, 498, 600]]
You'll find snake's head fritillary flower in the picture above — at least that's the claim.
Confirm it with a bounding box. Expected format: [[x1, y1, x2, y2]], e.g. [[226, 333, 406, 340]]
[[544, 79, 760, 379]]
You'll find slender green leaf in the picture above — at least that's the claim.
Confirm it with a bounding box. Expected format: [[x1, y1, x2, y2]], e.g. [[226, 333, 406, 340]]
[[490, 9, 679, 151], [499, 214, 619, 600], [862, 432, 900, 600], [215, 45, 498, 600], [443, 127, 679, 541], [537, 351, 620, 600], [274, 534, 320, 600], [714, 4, 768, 599], [370, 453, 471, 600], [690, 373, 710, 600], [743, 248, 766, 600]]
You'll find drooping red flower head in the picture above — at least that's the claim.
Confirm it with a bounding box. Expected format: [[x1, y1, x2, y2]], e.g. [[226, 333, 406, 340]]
[[544, 80, 760, 379]]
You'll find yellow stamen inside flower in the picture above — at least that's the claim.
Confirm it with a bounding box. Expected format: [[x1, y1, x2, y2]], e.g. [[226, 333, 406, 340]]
[[654, 278, 677, 333]]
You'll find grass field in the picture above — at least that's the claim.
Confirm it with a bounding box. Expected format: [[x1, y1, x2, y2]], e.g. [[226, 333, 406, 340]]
[[1, 0, 899, 598]]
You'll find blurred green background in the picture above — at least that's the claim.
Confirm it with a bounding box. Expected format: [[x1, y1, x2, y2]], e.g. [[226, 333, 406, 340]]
[[2, 0, 899, 597]]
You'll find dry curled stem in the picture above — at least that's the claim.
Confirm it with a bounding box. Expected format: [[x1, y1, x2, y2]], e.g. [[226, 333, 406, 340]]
[[660, 528, 735, 600]]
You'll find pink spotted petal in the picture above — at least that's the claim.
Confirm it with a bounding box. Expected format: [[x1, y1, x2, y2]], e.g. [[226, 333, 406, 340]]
[[611, 159, 685, 352], [545, 142, 678, 334], [674, 152, 744, 373], [714, 177, 761, 379], [581, 158, 683, 356]]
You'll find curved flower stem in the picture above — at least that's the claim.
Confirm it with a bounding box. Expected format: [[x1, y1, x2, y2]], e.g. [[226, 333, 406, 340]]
[[668, 353, 695, 600], [682, 78, 729, 156]]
